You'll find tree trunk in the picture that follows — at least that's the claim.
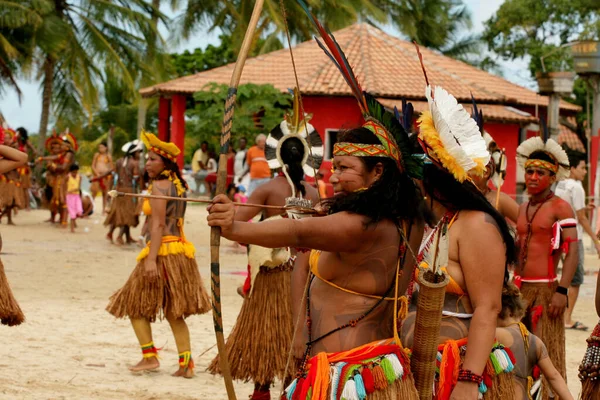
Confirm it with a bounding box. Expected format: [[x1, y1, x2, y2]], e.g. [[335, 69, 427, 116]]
[[107, 125, 115, 156], [37, 56, 55, 152]]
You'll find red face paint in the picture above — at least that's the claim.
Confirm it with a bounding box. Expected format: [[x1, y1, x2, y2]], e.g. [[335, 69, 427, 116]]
[[525, 169, 551, 195]]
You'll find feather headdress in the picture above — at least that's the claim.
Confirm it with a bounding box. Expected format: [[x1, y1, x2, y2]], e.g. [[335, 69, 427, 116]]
[[265, 88, 323, 178], [471, 97, 507, 189], [414, 47, 490, 183], [516, 119, 569, 181], [45, 130, 63, 152], [141, 129, 180, 162], [62, 130, 78, 152], [297, 0, 422, 179]]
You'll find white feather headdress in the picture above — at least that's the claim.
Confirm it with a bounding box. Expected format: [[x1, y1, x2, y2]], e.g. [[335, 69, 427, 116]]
[[418, 86, 490, 182], [516, 136, 570, 181]]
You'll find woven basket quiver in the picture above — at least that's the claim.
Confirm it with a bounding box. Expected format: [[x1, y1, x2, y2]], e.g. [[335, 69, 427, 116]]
[[411, 267, 449, 400]]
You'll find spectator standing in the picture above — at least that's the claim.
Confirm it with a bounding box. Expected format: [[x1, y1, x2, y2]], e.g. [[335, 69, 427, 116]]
[[191, 141, 209, 194], [234, 137, 249, 189], [245, 134, 271, 196], [555, 150, 600, 331]]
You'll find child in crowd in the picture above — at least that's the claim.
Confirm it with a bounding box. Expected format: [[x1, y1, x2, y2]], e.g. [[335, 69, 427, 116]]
[[496, 283, 573, 400], [64, 164, 83, 232]]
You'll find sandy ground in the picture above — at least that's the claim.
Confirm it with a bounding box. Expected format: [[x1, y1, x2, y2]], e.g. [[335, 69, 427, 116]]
[[0, 200, 598, 399]]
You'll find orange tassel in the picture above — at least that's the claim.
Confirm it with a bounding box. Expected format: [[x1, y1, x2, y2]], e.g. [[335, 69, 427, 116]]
[[372, 364, 389, 390], [438, 340, 460, 399]]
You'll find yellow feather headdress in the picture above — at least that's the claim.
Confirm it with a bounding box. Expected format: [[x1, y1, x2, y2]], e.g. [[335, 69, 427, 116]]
[[140, 129, 181, 162]]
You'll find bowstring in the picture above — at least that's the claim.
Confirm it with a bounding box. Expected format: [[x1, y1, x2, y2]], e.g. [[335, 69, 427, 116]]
[[277, 1, 322, 396], [278, 0, 322, 205]]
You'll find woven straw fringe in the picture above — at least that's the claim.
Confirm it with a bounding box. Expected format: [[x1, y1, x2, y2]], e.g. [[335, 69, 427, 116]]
[[106, 253, 211, 322], [581, 379, 600, 400], [19, 171, 31, 189], [103, 187, 139, 227], [520, 282, 566, 400], [0, 180, 25, 209], [0, 258, 25, 326], [482, 369, 516, 400], [208, 266, 293, 385], [367, 374, 420, 400], [412, 269, 448, 399]]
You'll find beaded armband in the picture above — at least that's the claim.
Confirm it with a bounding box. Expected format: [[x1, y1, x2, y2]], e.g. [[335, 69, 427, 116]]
[[458, 369, 483, 385]]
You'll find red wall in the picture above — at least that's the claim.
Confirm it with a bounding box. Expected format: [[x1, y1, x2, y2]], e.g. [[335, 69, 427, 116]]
[[484, 122, 520, 198], [300, 95, 522, 198], [302, 96, 364, 196]]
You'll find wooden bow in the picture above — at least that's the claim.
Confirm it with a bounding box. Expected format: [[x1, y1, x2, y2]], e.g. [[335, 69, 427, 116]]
[[211, 1, 265, 399]]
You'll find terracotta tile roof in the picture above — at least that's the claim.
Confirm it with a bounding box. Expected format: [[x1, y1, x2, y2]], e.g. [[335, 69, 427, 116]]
[[141, 23, 581, 113], [558, 117, 586, 152], [378, 99, 538, 123]]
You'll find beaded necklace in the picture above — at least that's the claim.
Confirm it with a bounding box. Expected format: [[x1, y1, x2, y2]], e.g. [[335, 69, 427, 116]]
[[519, 192, 554, 270], [297, 225, 410, 376]]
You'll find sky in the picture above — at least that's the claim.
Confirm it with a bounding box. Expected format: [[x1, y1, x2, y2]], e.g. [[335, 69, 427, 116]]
[[0, 0, 531, 134]]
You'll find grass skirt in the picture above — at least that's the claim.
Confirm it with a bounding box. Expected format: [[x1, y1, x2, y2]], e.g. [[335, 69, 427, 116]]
[[106, 253, 211, 322], [434, 339, 516, 400], [0, 257, 25, 326], [103, 186, 138, 228], [284, 339, 419, 400], [0, 180, 25, 209], [208, 261, 294, 385], [520, 282, 565, 400]]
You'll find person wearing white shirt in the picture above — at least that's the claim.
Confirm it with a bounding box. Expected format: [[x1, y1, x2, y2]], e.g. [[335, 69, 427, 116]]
[[234, 137, 249, 189], [555, 150, 600, 331]]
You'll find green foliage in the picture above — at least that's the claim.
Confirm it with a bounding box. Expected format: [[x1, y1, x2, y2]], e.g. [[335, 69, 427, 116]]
[[180, 0, 390, 54], [483, 0, 600, 76], [170, 34, 280, 77], [185, 83, 291, 160]]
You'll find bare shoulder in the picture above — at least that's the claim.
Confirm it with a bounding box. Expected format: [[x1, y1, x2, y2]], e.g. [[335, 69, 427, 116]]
[[457, 209, 499, 230], [551, 196, 575, 219], [152, 179, 171, 193], [303, 182, 319, 203]]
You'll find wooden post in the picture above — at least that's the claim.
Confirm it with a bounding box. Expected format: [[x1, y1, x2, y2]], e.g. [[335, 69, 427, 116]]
[[171, 94, 186, 170]]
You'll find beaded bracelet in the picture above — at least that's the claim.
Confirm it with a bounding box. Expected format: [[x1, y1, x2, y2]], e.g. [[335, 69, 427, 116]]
[[457, 369, 483, 384]]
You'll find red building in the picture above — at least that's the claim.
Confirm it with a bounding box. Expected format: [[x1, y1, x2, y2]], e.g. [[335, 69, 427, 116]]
[[140, 23, 582, 199]]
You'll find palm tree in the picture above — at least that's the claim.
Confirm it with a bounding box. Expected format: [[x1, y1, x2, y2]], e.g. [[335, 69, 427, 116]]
[[179, 0, 391, 53], [0, 1, 52, 101], [27, 0, 168, 151], [389, 0, 478, 59]]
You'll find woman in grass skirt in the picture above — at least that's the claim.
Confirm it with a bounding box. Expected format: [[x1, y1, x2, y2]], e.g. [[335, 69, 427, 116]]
[[107, 130, 211, 378], [0, 130, 28, 325], [208, 95, 322, 399]]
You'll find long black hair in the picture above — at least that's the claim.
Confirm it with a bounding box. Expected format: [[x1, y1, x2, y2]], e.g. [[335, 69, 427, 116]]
[[280, 137, 306, 197], [155, 155, 189, 192], [324, 127, 424, 228], [416, 149, 517, 280]]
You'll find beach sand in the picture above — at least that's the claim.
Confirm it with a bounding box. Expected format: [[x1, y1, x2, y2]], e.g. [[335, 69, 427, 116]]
[[0, 204, 598, 399]]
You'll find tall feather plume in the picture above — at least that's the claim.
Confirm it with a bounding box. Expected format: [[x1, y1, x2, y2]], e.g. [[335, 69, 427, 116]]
[[539, 118, 549, 144], [470, 93, 484, 135], [413, 41, 430, 88], [402, 99, 414, 133], [296, 0, 368, 114], [364, 93, 422, 178]]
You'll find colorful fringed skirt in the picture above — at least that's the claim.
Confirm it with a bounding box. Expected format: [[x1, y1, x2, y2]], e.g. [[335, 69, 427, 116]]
[[434, 338, 515, 400], [284, 339, 419, 400], [0, 178, 25, 210], [208, 259, 294, 385], [106, 236, 211, 322], [0, 257, 25, 326], [103, 186, 139, 228], [520, 281, 566, 400], [579, 322, 600, 400]]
